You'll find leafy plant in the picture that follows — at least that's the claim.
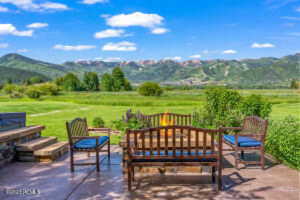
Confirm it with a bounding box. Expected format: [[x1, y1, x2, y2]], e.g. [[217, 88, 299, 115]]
[[26, 87, 41, 99], [92, 117, 105, 128], [240, 94, 272, 118], [38, 83, 60, 96], [83, 72, 99, 91], [138, 82, 163, 96], [265, 116, 300, 169]]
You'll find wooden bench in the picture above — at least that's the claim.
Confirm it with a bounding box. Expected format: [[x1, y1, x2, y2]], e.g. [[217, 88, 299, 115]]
[[126, 125, 223, 191]]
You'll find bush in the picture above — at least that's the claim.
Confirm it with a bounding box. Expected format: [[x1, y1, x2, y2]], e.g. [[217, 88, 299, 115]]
[[240, 95, 272, 118], [138, 82, 163, 96], [26, 87, 41, 99], [92, 117, 105, 128], [266, 116, 300, 169], [2, 84, 25, 98], [38, 83, 60, 96]]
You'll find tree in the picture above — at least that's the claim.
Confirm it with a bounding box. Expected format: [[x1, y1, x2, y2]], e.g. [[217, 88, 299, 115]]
[[112, 67, 125, 91], [290, 79, 299, 89], [29, 76, 44, 84], [83, 72, 99, 91], [62, 73, 81, 91], [124, 79, 132, 91], [100, 73, 113, 91], [138, 82, 163, 96]]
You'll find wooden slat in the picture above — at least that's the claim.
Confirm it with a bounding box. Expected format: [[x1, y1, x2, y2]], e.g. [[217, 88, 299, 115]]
[[157, 128, 161, 155], [142, 130, 146, 156], [0, 125, 45, 143], [149, 130, 153, 156], [172, 127, 176, 156], [211, 132, 215, 153], [203, 131, 207, 155], [164, 127, 168, 156], [195, 130, 199, 155], [180, 128, 184, 155], [187, 128, 191, 155]]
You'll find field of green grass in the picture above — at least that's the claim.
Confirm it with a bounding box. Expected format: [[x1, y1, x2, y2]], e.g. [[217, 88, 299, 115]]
[[0, 89, 299, 144]]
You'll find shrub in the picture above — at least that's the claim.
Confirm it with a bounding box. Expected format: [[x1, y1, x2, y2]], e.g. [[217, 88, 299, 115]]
[[83, 72, 99, 91], [2, 84, 25, 98], [240, 95, 272, 118], [38, 83, 60, 96], [62, 73, 82, 91], [92, 117, 105, 128], [3, 84, 18, 94], [265, 116, 300, 169], [26, 87, 41, 99], [203, 87, 242, 127], [138, 82, 163, 96]]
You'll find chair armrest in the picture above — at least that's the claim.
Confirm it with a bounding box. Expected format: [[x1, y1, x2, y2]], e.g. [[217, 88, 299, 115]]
[[72, 136, 100, 139], [88, 128, 111, 136], [221, 127, 243, 131]]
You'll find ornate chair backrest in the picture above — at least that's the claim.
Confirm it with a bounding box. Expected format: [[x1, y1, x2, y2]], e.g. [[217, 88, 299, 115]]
[[140, 113, 192, 128], [126, 126, 222, 158], [242, 116, 268, 141], [66, 118, 89, 145]]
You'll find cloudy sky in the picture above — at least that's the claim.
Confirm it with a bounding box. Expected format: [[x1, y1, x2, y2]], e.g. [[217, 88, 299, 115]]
[[0, 0, 300, 63]]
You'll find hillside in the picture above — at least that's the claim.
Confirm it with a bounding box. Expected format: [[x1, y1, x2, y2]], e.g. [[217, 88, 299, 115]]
[[0, 54, 66, 79], [0, 53, 299, 86], [0, 65, 50, 84]]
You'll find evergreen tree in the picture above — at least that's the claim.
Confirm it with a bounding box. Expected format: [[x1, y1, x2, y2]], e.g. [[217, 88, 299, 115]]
[[100, 73, 113, 91], [83, 72, 99, 91], [112, 67, 125, 91], [124, 79, 132, 91]]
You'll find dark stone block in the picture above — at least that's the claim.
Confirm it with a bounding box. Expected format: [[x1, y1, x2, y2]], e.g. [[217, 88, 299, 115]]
[[0, 112, 26, 132]]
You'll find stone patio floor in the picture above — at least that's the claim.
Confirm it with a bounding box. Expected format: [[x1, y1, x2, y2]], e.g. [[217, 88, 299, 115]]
[[0, 145, 299, 200]]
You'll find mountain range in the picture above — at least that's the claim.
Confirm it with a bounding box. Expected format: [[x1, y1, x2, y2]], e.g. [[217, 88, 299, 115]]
[[0, 53, 299, 86]]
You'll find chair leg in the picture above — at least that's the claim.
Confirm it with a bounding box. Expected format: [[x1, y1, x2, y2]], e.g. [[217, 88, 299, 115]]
[[96, 150, 100, 172], [241, 150, 244, 159], [261, 148, 265, 170], [212, 166, 216, 183], [132, 166, 135, 182], [235, 148, 239, 170], [108, 141, 111, 163], [70, 149, 74, 172], [128, 164, 132, 191]]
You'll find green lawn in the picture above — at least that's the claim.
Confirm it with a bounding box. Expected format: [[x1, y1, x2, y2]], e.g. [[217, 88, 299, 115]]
[[0, 89, 299, 144]]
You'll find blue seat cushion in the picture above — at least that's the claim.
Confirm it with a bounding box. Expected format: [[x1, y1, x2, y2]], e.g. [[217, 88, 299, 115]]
[[224, 134, 261, 147], [74, 136, 109, 149], [132, 151, 216, 162]]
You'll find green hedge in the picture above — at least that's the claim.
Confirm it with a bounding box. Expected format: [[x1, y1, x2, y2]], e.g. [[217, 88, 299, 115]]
[[266, 116, 300, 170]]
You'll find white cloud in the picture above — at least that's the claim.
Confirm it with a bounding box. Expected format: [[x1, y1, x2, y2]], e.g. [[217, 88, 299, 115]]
[[0, 0, 69, 12], [222, 49, 237, 54], [251, 42, 275, 48], [151, 27, 169, 34], [94, 29, 125, 39], [163, 56, 182, 61], [40, 2, 68, 10], [27, 22, 48, 29], [0, 43, 8, 48], [281, 16, 300, 21], [0, 5, 8, 12], [53, 44, 96, 51], [81, 0, 108, 4], [17, 49, 29, 53], [106, 12, 164, 28], [0, 24, 33, 37], [102, 41, 137, 51], [190, 54, 201, 59]]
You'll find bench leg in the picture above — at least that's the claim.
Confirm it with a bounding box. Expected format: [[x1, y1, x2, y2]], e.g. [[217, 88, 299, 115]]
[[128, 164, 132, 191], [241, 150, 244, 159], [108, 141, 111, 163], [212, 166, 216, 183], [96, 150, 100, 172], [234, 148, 239, 170], [217, 165, 222, 192]]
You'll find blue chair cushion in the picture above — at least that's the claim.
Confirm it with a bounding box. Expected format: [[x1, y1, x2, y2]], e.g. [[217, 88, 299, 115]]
[[74, 136, 109, 149], [132, 151, 216, 162], [224, 134, 261, 147]]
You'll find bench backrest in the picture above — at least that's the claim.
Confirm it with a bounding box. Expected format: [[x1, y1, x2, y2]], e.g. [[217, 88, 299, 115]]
[[126, 126, 222, 159], [140, 113, 192, 128], [66, 118, 88, 144], [242, 116, 268, 141]]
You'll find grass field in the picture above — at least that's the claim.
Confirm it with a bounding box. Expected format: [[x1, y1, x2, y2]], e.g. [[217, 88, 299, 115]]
[[0, 89, 299, 144]]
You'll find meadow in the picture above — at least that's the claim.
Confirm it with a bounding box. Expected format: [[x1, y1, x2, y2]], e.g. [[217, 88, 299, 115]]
[[0, 89, 299, 144]]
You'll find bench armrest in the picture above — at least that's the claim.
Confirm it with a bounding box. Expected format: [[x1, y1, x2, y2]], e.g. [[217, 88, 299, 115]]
[[221, 127, 243, 131], [88, 128, 111, 136]]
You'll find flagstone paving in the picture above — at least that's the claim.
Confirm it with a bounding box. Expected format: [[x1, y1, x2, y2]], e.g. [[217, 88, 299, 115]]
[[0, 145, 299, 200]]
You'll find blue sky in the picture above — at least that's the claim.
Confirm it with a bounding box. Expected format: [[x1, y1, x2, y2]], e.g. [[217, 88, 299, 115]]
[[0, 0, 300, 63]]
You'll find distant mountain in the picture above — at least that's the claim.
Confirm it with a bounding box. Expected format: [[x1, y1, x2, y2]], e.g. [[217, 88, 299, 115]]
[[0, 53, 299, 85], [0, 65, 50, 84], [0, 53, 66, 79]]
